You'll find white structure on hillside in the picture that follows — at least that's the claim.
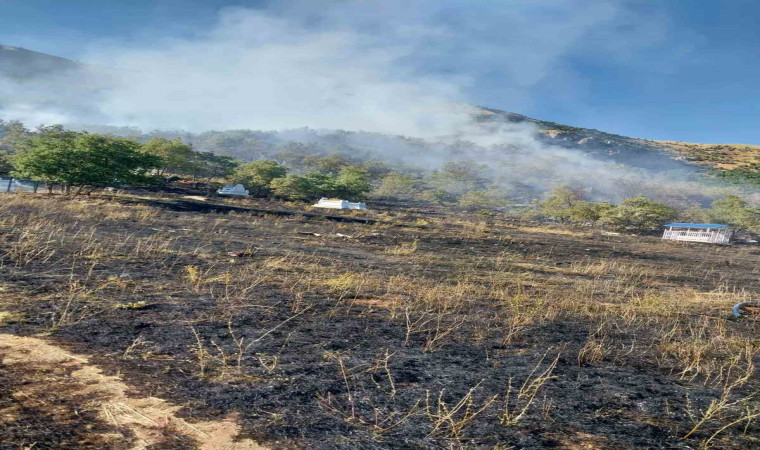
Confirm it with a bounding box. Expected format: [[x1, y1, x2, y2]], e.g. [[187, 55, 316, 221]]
[[313, 197, 367, 210], [662, 223, 732, 244], [217, 184, 249, 197]]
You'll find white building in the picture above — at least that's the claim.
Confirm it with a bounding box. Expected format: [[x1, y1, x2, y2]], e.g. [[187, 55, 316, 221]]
[[662, 223, 732, 244], [217, 184, 250, 197], [312, 197, 367, 210]]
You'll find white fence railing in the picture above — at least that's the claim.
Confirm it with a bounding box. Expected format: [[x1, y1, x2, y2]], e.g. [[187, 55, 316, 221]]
[[662, 228, 731, 244], [0, 177, 40, 193]]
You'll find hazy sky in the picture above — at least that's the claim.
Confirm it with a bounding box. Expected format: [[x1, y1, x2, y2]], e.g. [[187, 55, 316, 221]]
[[1, 0, 758, 143]]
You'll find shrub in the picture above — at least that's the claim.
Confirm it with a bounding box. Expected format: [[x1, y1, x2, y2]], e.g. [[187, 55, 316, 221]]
[[458, 190, 503, 210], [191, 152, 238, 180], [426, 161, 489, 198]]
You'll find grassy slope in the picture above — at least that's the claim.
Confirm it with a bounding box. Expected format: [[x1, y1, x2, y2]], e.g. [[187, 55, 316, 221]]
[[654, 140, 760, 170], [477, 106, 760, 173]]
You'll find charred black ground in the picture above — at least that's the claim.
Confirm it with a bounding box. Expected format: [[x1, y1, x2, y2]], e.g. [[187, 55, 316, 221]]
[[1, 193, 758, 449]]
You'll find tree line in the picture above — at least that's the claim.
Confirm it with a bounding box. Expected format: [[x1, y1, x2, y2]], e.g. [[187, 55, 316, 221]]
[[0, 124, 376, 200], [0, 125, 238, 195], [537, 186, 760, 232], [1, 123, 758, 233]]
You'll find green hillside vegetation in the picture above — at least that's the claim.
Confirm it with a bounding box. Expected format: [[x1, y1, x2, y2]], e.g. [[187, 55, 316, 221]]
[[655, 141, 760, 169], [2, 123, 759, 233], [538, 186, 760, 232]]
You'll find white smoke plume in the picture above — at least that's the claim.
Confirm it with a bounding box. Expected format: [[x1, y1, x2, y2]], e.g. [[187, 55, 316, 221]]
[[0, 1, 744, 205], [2, 0, 669, 136]]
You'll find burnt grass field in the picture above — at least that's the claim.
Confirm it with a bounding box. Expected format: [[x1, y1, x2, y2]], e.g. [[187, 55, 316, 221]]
[[1, 193, 759, 449]]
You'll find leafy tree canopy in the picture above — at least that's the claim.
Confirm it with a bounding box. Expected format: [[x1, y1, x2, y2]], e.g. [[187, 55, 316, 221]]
[[709, 195, 760, 230], [192, 151, 239, 180], [333, 166, 371, 199], [142, 137, 195, 176], [269, 168, 372, 201], [230, 160, 288, 197], [373, 172, 420, 200], [0, 152, 12, 176], [426, 161, 489, 198], [12, 131, 160, 194], [539, 186, 583, 221], [600, 196, 677, 232]]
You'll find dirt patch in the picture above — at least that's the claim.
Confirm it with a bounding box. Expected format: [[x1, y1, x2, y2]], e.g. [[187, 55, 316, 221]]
[[0, 334, 265, 450]]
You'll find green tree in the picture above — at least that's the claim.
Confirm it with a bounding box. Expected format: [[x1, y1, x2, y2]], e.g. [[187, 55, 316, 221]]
[[302, 154, 352, 175], [600, 197, 677, 232], [359, 159, 392, 181], [424, 189, 457, 204], [230, 160, 288, 197], [426, 161, 489, 199], [539, 186, 582, 221], [708, 195, 760, 230], [333, 166, 371, 199], [372, 172, 420, 199], [567, 202, 615, 225], [270, 172, 336, 201], [0, 152, 12, 176], [191, 152, 239, 180], [0, 120, 30, 154], [12, 132, 160, 195], [676, 206, 712, 224], [142, 137, 195, 176]]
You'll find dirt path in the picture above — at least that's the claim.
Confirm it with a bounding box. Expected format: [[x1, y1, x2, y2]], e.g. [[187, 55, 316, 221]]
[[0, 333, 266, 450]]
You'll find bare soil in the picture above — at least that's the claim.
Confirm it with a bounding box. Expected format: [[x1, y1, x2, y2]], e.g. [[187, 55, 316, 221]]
[[0, 333, 264, 449]]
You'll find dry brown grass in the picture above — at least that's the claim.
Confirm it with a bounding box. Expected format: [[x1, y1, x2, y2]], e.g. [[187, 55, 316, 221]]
[[0, 194, 758, 448], [655, 140, 760, 170]]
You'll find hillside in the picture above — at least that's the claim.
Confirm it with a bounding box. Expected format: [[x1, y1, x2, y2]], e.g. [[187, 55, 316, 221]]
[[0, 44, 84, 80], [474, 107, 760, 175], [1, 44, 759, 177], [654, 140, 760, 170]]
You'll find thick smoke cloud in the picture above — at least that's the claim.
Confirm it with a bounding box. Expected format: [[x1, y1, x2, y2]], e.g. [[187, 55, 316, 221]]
[[0, 1, 744, 204], [2, 0, 668, 134]]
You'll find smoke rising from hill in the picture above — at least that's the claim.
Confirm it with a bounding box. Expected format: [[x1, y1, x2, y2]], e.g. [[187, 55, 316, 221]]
[[2, 1, 669, 134], [0, 2, 745, 204]]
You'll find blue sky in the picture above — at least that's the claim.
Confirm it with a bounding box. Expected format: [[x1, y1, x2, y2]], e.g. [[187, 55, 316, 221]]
[[1, 0, 759, 144]]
